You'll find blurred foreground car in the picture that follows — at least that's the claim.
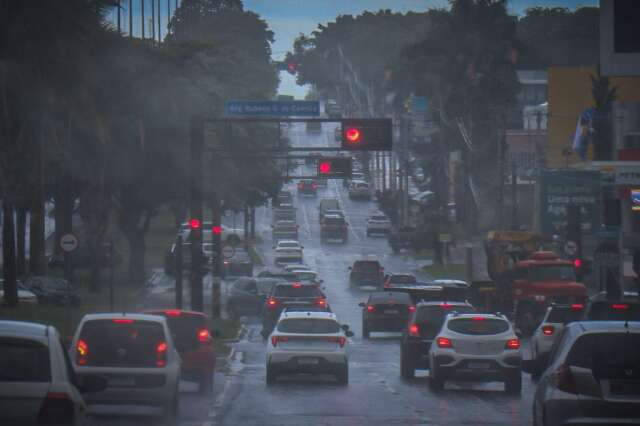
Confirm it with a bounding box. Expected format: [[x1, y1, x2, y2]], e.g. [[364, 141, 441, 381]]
[[0, 280, 38, 304]]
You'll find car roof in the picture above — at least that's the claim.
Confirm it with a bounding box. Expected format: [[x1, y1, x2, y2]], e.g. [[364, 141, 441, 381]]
[[568, 321, 640, 333], [277, 240, 300, 245], [589, 291, 640, 303], [390, 273, 415, 277], [369, 291, 411, 302], [279, 311, 337, 320], [275, 281, 316, 288], [0, 320, 51, 338], [430, 279, 469, 287], [80, 313, 167, 323]]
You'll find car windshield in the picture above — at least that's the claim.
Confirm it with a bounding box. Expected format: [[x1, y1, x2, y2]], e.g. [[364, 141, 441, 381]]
[[78, 319, 166, 367], [0, 338, 50, 382], [353, 261, 380, 272], [273, 285, 321, 298], [277, 319, 339, 334], [529, 265, 576, 281], [295, 272, 316, 281], [279, 242, 299, 248], [447, 318, 510, 335]]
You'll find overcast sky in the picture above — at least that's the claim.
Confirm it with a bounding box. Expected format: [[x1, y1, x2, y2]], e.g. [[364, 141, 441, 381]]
[[108, 0, 598, 98]]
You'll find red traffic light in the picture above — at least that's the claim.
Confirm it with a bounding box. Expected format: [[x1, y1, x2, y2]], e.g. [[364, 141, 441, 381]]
[[212, 225, 222, 235], [287, 62, 297, 74], [319, 161, 332, 175], [189, 218, 201, 230], [344, 127, 361, 144], [573, 258, 582, 268]]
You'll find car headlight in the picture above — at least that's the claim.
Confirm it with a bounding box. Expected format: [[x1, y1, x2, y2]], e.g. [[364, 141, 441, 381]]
[[532, 294, 546, 302]]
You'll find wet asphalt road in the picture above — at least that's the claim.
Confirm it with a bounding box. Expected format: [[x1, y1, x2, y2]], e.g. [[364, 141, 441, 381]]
[[92, 123, 535, 426]]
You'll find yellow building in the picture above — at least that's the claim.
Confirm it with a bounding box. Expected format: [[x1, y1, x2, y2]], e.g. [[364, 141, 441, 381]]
[[547, 66, 640, 168]]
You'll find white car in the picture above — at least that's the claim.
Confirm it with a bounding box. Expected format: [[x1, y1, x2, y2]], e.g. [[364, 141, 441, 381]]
[[429, 313, 522, 393], [69, 313, 181, 422], [0, 320, 106, 425], [531, 303, 585, 367], [366, 212, 391, 236], [178, 221, 244, 245], [0, 280, 38, 304], [348, 180, 372, 200], [290, 269, 322, 286], [266, 311, 353, 385], [273, 240, 304, 264], [283, 263, 311, 273]]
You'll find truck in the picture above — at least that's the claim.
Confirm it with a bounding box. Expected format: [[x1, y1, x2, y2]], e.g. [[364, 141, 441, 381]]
[[472, 231, 588, 336]]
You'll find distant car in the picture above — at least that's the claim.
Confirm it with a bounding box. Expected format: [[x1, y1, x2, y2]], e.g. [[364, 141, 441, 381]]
[[22, 276, 80, 305], [226, 277, 279, 319], [0, 280, 38, 304], [400, 301, 475, 379], [349, 260, 384, 288], [366, 212, 392, 236], [527, 321, 640, 426], [344, 171, 365, 188], [531, 303, 585, 368], [318, 198, 340, 222], [272, 220, 298, 242], [256, 270, 300, 282], [178, 222, 244, 246], [283, 263, 311, 273], [348, 180, 371, 200], [273, 240, 304, 264], [261, 282, 328, 337], [266, 311, 353, 385], [70, 313, 181, 421], [383, 273, 418, 289], [222, 248, 253, 278], [429, 313, 522, 393], [143, 309, 217, 394], [320, 214, 349, 243], [297, 179, 318, 196], [272, 206, 297, 223], [583, 291, 640, 321], [291, 270, 322, 287], [0, 320, 106, 426], [359, 291, 414, 338]]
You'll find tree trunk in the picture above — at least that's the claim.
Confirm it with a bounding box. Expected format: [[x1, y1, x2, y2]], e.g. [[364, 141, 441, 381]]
[[127, 230, 146, 285], [2, 200, 18, 306], [28, 194, 45, 275], [16, 204, 27, 277]]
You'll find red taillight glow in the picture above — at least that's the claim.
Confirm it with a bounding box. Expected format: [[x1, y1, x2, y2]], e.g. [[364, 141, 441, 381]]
[[612, 304, 629, 310], [312, 183, 318, 189], [198, 328, 211, 344], [570, 303, 584, 310], [472, 316, 486, 321], [298, 183, 303, 189], [542, 325, 555, 336], [156, 341, 168, 367], [212, 225, 222, 235], [270, 335, 288, 347], [164, 310, 181, 317], [292, 282, 302, 288], [344, 127, 361, 143], [317, 298, 327, 308], [440, 302, 452, 309], [437, 337, 453, 348], [76, 339, 88, 365], [367, 305, 376, 313], [505, 338, 520, 349], [266, 298, 278, 309], [408, 305, 416, 313], [112, 318, 134, 324], [37, 392, 74, 425], [328, 336, 347, 347], [408, 323, 419, 337], [189, 218, 201, 230]]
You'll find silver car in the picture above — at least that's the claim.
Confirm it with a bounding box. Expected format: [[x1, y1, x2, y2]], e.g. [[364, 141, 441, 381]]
[[526, 321, 640, 426]]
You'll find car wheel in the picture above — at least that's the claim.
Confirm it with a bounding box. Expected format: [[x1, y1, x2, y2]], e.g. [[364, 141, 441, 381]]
[[266, 364, 277, 385], [505, 370, 522, 394], [337, 364, 349, 385], [362, 321, 370, 339], [400, 350, 415, 380], [430, 365, 444, 391], [199, 372, 214, 394]]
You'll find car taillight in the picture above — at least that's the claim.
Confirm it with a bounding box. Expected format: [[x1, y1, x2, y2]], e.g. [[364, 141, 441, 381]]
[[292, 282, 302, 288], [472, 316, 485, 321], [156, 341, 168, 367], [328, 336, 347, 347], [37, 392, 74, 425], [266, 298, 278, 309], [317, 298, 327, 308], [298, 183, 303, 189], [367, 305, 376, 313], [505, 338, 520, 349], [407, 305, 416, 313], [312, 184, 318, 189], [164, 310, 181, 317], [440, 302, 452, 309], [408, 323, 419, 337], [112, 318, 134, 324], [570, 303, 584, 310], [437, 337, 453, 348], [612, 303, 629, 310], [554, 363, 577, 394], [76, 339, 88, 366], [198, 328, 211, 344], [270, 335, 288, 347], [542, 325, 554, 336]]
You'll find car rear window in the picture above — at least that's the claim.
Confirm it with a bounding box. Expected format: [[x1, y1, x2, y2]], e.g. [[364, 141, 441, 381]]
[[78, 319, 166, 367], [321, 200, 339, 209], [273, 285, 321, 298], [256, 279, 278, 295], [0, 337, 51, 382], [587, 302, 640, 321], [353, 261, 380, 271], [567, 333, 640, 380], [279, 242, 299, 248], [324, 218, 345, 226], [277, 319, 339, 334], [415, 305, 475, 337], [355, 182, 369, 188], [547, 307, 585, 323], [447, 318, 509, 335], [295, 272, 316, 281], [371, 215, 388, 221]]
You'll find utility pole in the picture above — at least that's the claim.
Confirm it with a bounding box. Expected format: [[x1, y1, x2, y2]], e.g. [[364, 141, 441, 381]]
[[496, 113, 505, 229], [128, 0, 133, 38], [157, 0, 162, 42], [189, 116, 204, 312], [511, 162, 518, 230], [175, 235, 183, 309], [210, 193, 222, 319], [117, 0, 121, 34], [141, 0, 145, 39], [151, 0, 155, 41]]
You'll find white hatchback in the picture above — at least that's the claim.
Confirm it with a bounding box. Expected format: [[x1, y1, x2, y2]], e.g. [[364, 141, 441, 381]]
[[429, 313, 522, 393], [273, 240, 304, 264], [69, 313, 181, 423], [266, 311, 353, 385], [531, 303, 585, 367]]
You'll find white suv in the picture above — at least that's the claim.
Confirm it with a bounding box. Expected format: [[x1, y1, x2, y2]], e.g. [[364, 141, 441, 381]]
[[429, 313, 522, 393], [70, 313, 181, 422], [273, 240, 304, 264], [366, 212, 391, 236], [266, 311, 354, 385]]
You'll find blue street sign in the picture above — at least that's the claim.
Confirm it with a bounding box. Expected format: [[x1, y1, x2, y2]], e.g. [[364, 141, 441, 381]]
[[225, 100, 320, 117]]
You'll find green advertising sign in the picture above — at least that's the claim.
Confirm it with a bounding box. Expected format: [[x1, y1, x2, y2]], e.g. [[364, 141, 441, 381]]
[[540, 170, 601, 235]]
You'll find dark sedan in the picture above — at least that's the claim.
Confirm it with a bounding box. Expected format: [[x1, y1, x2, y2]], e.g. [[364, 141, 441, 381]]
[[359, 292, 414, 338]]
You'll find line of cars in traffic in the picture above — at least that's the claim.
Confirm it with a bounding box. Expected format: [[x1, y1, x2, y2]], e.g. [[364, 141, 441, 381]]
[[0, 307, 219, 425]]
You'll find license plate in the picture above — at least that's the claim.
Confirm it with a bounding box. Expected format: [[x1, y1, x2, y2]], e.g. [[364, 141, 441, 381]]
[[384, 310, 399, 315], [467, 362, 490, 369], [109, 376, 135, 387], [297, 358, 319, 365]]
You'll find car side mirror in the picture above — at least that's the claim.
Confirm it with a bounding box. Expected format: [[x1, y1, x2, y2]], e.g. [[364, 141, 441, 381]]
[[341, 324, 350, 331], [78, 375, 108, 393], [345, 330, 354, 338], [358, 302, 366, 307]]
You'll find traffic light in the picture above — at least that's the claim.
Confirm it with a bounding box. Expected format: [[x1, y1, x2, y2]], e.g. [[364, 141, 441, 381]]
[[317, 157, 352, 179], [212, 225, 222, 235], [565, 204, 584, 279], [189, 218, 201, 230], [340, 119, 392, 151]]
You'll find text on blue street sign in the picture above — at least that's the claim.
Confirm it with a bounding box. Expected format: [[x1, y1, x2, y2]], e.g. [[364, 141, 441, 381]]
[[225, 100, 320, 117]]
